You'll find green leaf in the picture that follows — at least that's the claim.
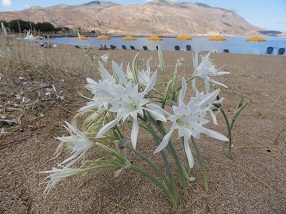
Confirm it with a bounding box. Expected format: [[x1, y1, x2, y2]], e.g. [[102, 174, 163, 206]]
[[132, 53, 139, 84]]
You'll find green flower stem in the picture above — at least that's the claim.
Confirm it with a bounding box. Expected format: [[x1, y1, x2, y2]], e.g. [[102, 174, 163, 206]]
[[125, 143, 172, 191], [129, 164, 177, 209], [114, 125, 124, 139], [161, 80, 172, 109], [113, 123, 176, 204], [83, 164, 121, 172], [95, 142, 126, 163], [220, 107, 232, 159], [156, 124, 189, 197], [191, 136, 208, 192], [84, 156, 116, 165], [176, 76, 195, 91], [142, 123, 178, 202], [158, 45, 167, 84]]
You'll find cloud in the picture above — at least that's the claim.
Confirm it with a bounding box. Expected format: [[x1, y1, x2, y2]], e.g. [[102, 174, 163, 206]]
[[1, 0, 11, 7], [24, 4, 30, 8]]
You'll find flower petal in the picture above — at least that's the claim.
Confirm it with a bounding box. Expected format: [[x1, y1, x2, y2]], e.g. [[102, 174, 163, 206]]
[[99, 61, 113, 80], [131, 119, 139, 148], [154, 129, 174, 153], [143, 72, 156, 94], [199, 89, 220, 108], [203, 128, 229, 141], [209, 110, 218, 125], [178, 77, 187, 105], [112, 61, 127, 86], [184, 138, 194, 168], [209, 79, 229, 88], [64, 121, 86, 140], [97, 118, 120, 137]]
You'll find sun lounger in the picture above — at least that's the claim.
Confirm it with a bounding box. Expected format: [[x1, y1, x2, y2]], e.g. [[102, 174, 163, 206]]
[[143, 46, 149, 51], [130, 46, 136, 50], [277, 48, 285, 55], [223, 49, 230, 53], [266, 47, 274, 54], [110, 45, 117, 50], [175, 46, 180, 51], [122, 45, 128, 50], [186, 45, 192, 51]]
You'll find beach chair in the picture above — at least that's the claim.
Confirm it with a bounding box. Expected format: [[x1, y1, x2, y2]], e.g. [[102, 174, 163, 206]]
[[122, 45, 128, 50], [156, 46, 158, 51], [175, 46, 180, 51], [277, 48, 285, 55], [223, 49, 230, 53], [266, 47, 274, 54], [110, 45, 116, 50], [186, 45, 192, 51], [143, 46, 149, 51], [130, 46, 136, 50]]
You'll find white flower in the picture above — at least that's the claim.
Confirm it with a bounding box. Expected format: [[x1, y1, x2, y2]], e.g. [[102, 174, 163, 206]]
[[126, 57, 153, 87], [56, 122, 94, 167], [100, 53, 109, 62], [41, 167, 83, 196], [189, 86, 225, 125], [192, 52, 230, 92], [177, 57, 185, 67], [80, 61, 123, 111], [137, 57, 153, 86], [138, 69, 152, 87], [155, 77, 228, 169], [80, 77, 118, 111], [97, 72, 167, 148]]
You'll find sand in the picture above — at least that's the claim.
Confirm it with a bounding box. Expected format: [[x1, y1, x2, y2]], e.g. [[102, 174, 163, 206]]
[[1, 42, 286, 213]]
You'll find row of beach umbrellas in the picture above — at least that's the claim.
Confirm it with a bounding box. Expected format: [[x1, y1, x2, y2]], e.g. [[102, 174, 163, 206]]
[[73, 34, 267, 53], [34, 34, 266, 43], [74, 34, 267, 42], [74, 35, 192, 41]]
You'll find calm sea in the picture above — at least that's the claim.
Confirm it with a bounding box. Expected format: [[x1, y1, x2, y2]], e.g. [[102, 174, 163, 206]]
[[48, 36, 286, 55]]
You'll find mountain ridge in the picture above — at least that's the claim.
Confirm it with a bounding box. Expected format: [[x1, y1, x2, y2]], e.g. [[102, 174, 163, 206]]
[[0, 1, 276, 36]]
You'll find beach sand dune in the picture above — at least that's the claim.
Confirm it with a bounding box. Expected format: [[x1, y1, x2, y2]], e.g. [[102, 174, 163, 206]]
[[1, 42, 286, 213]]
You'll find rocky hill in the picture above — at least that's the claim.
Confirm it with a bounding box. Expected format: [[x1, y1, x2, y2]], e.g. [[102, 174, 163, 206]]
[[0, 0, 264, 36]]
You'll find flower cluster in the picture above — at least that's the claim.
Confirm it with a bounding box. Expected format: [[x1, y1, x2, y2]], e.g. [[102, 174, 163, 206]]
[[41, 50, 239, 208]]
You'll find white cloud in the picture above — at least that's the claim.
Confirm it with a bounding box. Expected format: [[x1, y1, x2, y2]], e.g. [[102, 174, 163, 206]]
[[1, 0, 12, 7], [24, 4, 30, 8]]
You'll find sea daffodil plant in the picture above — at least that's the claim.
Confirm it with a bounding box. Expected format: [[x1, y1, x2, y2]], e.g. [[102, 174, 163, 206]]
[[41, 47, 247, 208]]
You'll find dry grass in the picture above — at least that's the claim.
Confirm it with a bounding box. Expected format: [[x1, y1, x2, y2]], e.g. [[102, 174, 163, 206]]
[[1, 34, 286, 213]]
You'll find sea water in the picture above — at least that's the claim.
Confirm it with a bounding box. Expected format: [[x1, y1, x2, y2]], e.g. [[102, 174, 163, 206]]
[[47, 36, 286, 54]]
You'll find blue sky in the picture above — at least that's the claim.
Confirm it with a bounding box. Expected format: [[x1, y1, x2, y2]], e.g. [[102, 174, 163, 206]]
[[1, 0, 286, 31]]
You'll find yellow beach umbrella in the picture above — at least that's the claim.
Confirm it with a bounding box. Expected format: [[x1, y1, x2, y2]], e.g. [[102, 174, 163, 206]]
[[96, 35, 111, 49], [147, 36, 163, 50], [175, 35, 192, 40], [246, 35, 266, 42], [121, 36, 137, 40], [208, 35, 227, 41], [246, 36, 266, 54], [147, 35, 163, 41], [96, 35, 110, 40], [75, 35, 88, 40], [208, 35, 227, 53]]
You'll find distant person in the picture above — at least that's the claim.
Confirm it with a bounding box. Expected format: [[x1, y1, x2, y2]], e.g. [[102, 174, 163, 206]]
[[103, 45, 109, 50], [99, 44, 103, 50], [43, 42, 49, 48]]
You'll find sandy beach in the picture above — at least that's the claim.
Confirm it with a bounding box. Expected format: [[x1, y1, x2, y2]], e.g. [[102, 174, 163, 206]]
[[1, 41, 286, 213]]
